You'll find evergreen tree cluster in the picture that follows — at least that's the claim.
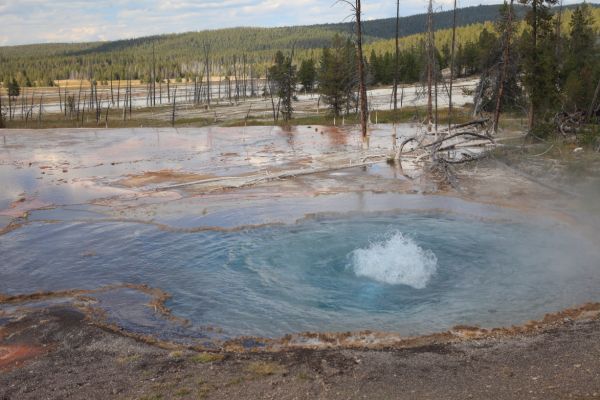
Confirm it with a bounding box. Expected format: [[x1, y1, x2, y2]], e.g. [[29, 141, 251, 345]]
[[268, 51, 297, 121], [1, 4, 596, 88], [318, 36, 358, 117], [519, 2, 599, 133]]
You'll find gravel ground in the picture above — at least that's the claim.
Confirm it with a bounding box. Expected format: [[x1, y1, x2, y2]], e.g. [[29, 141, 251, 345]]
[[1, 306, 599, 400]]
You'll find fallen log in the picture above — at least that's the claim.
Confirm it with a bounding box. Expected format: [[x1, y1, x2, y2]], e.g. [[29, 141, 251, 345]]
[[438, 118, 489, 132], [154, 152, 395, 192], [421, 131, 494, 150]]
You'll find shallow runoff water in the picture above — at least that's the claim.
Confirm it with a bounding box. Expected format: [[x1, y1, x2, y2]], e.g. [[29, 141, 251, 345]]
[[1, 213, 599, 339]]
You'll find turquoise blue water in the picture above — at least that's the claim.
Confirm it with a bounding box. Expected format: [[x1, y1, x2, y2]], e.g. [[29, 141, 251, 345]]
[[1, 213, 598, 338]]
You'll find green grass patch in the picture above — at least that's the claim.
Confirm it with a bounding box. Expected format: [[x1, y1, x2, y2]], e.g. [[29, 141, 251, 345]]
[[222, 105, 475, 128], [190, 353, 224, 364]]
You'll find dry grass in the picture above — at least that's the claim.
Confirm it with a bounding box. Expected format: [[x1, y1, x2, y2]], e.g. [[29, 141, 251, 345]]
[[190, 353, 224, 364], [245, 361, 286, 376]]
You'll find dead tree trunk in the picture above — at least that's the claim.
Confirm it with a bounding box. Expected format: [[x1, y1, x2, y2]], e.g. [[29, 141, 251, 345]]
[[152, 42, 157, 107], [433, 22, 438, 133], [356, 1, 369, 137], [8, 92, 12, 121], [267, 68, 278, 123], [128, 77, 132, 118], [82, 94, 86, 126], [426, 0, 434, 132], [0, 92, 4, 128], [448, 0, 458, 131], [528, 0, 538, 131], [250, 64, 255, 97], [117, 79, 121, 109], [104, 104, 110, 128], [64, 88, 68, 119], [493, 0, 514, 133], [38, 95, 43, 127], [95, 84, 100, 124], [587, 78, 600, 123], [233, 56, 239, 102], [393, 0, 400, 112], [242, 54, 247, 100], [122, 89, 127, 122], [58, 84, 63, 114], [77, 80, 83, 120], [218, 66, 222, 103], [20, 90, 24, 120], [204, 43, 211, 108], [110, 71, 115, 105], [171, 87, 177, 127], [339, 0, 369, 137]]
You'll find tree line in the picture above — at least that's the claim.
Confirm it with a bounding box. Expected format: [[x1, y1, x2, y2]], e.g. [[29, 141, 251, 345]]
[[266, 1, 599, 137], [1, 1, 599, 138], [1, 4, 596, 89]]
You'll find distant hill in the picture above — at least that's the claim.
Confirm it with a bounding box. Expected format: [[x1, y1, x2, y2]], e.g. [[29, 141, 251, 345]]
[[0, 3, 597, 84], [317, 4, 531, 39]]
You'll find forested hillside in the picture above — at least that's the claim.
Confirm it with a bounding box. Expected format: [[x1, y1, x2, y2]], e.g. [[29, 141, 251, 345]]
[[0, 3, 598, 86], [319, 4, 531, 38]]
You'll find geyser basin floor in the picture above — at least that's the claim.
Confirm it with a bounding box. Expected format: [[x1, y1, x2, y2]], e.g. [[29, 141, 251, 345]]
[[1, 213, 598, 340]]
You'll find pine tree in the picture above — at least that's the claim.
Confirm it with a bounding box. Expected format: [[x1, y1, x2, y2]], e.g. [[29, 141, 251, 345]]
[[562, 4, 598, 112], [318, 36, 356, 116], [298, 59, 317, 92], [268, 51, 297, 121], [7, 78, 20, 97], [519, 0, 560, 133]]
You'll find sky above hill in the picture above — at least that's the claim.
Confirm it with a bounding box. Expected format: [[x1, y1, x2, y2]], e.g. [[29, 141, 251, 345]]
[[0, 0, 595, 46]]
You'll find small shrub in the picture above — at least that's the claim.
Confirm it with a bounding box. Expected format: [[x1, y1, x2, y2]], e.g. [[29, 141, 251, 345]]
[[530, 120, 555, 140], [579, 125, 600, 149]]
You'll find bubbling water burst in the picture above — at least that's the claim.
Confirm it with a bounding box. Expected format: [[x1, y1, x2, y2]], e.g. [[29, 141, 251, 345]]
[[349, 231, 438, 289]]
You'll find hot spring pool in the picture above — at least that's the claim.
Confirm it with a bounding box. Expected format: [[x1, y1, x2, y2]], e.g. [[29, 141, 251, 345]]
[[1, 213, 599, 338]]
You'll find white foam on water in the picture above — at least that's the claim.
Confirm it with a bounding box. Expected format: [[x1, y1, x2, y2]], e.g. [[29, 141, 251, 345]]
[[349, 231, 437, 289]]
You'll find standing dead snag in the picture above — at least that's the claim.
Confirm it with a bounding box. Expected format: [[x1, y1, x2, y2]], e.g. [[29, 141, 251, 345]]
[[493, 0, 514, 134], [355, 1, 368, 137], [426, 0, 435, 132], [337, 0, 369, 137], [152, 42, 157, 107], [393, 0, 400, 112], [203, 42, 212, 108], [58, 84, 63, 114], [448, 0, 458, 131], [110, 70, 115, 106], [171, 87, 177, 127], [0, 91, 4, 129]]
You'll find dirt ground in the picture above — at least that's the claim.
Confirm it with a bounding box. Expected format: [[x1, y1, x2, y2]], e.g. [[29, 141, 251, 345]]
[[1, 305, 600, 400]]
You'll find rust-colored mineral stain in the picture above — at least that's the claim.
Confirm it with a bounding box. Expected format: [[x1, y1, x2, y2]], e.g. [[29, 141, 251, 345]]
[[117, 170, 216, 188], [0, 345, 44, 370]]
